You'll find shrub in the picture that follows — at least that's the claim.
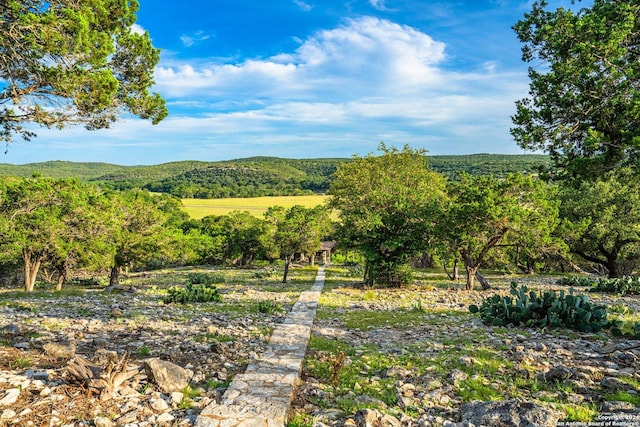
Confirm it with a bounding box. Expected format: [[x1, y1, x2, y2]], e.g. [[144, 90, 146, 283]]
[[557, 275, 640, 295], [469, 282, 608, 332], [186, 272, 225, 286]]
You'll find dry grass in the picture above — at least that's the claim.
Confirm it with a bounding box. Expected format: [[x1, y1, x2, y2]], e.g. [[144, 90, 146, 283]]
[[181, 195, 331, 219]]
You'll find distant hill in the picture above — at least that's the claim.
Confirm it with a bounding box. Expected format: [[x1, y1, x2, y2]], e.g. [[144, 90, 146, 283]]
[[0, 154, 550, 198]]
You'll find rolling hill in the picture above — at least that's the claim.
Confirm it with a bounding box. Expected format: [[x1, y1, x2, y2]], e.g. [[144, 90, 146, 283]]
[[0, 154, 550, 198]]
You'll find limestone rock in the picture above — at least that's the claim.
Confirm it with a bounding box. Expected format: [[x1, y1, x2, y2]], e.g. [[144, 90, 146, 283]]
[[354, 409, 401, 427], [144, 358, 191, 393], [459, 400, 563, 427], [536, 365, 574, 382], [0, 388, 20, 406], [43, 341, 76, 359]]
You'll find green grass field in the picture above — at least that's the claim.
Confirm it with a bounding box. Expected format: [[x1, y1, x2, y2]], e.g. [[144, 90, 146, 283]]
[[181, 195, 331, 219]]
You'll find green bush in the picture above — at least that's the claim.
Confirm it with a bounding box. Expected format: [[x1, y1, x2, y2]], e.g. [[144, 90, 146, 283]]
[[469, 282, 608, 332], [186, 272, 225, 286]]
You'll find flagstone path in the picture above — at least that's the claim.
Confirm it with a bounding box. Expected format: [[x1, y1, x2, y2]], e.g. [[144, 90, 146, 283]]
[[195, 267, 326, 427]]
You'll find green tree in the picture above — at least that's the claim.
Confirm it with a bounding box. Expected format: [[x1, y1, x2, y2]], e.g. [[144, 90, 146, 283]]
[[265, 205, 332, 283], [558, 169, 640, 278], [0, 175, 101, 291], [222, 211, 277, 266], [443, 173, 559, 290], [104, 190, 167, 286], [0, 0, 167, 143], [41, 181, 110, 290], [329, 144, 446, 287], [512, 1, 640, 180]]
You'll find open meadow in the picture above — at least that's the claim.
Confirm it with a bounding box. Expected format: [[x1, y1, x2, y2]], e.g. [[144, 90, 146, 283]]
[[181, 195, 330, 219]]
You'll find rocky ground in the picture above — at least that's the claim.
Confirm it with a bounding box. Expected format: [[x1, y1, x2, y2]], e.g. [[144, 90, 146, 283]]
[[1, 267, 639, 427], [0, 267, 300, 426], [290, 272, 640, 427]]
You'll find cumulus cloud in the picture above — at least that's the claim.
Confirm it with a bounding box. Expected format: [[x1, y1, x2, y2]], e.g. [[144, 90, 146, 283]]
[[141, 15, 527, 160], [156, 17, 447, 99]]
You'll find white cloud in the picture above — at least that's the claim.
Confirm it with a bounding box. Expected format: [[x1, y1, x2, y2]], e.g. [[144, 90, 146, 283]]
[[369, 0, 388, 11], [293, 0, 313, 11], [180, 31, 211, 48], [130, 23, 146, 35], [157, 17, 447, 99]]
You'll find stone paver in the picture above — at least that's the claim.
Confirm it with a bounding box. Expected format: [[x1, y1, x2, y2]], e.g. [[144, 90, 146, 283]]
[[195, 267, 326, 427]]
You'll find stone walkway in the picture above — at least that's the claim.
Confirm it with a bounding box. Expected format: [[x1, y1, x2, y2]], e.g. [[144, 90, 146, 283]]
[[195, 267, 326, 427]]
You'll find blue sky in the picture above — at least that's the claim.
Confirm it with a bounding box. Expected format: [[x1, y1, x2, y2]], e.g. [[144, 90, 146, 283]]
[[4, 0, 585, 165]]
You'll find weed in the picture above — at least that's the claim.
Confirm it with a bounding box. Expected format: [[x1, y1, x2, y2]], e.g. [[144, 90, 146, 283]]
[[558, 403, 598, 422], [203, 378, 231, 390], [11, 357, 32, 369], [309, 335, 354, 356], [137, 344, 151, 357], [456, 377, 503, 402], [254, 300, 283, 314], [604, 390, 640, 405], [287, 413, 314, 427]]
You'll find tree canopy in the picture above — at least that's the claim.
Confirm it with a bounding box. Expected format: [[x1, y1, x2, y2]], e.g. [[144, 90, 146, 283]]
[[442, 173, 560, 290], [0, 0, 167, 143], [512, 0, 640, 180], [329, 144, 446, 287], [558, 169, 640, 278]]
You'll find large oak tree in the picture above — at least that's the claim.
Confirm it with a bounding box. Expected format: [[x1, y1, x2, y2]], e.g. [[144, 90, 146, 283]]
[[329, 144, 446, 287]]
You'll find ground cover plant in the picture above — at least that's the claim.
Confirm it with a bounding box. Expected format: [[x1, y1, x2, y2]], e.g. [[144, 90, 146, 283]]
[[291, 266, 640, 426]]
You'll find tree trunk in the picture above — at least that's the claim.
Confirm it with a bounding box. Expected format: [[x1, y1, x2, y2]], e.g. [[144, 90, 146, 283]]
[[282, 254, 293, 284], [475, 270, 491, 290], [310, 253, 315, 267], [22, 249, 42, 292], [443, 258, 459, 281], [465, 265, 478, 291], [56, 274, 65, 292], [109, 265, 122, 287], [606, 257, 620, 278]]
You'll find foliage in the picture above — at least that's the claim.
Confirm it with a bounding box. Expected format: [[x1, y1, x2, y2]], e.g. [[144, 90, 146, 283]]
[[329, 144, 446, 287], [0, 155, 550, 198], [185, 272, 225, 286], [0, 0, 166, 144], [555, 276, 595, 287], [162, 279, 222, 304], [253, 300, 283, 314], [443, 173, 561, 289], [0, 175, 109, 291], [265, 204, 333, 283], [557, 170, 640, 278], [469, 283, 609, 332], [104, 190, 171, 286], [512, 0, 640, 180], [592, 277, 640, 295]]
